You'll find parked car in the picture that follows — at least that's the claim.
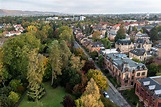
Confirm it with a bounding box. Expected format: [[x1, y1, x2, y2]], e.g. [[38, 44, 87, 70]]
[[103, 91, 109, 98]]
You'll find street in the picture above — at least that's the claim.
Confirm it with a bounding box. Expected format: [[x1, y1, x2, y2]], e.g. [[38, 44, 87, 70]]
[[74, 41, 131, 107]]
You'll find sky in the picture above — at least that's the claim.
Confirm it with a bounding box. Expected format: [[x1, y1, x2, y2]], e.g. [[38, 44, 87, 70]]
[[0, 0, 161, 14]]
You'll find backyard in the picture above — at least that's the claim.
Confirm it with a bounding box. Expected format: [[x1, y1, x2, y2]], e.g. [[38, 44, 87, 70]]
[[19, 82, 68, 107]]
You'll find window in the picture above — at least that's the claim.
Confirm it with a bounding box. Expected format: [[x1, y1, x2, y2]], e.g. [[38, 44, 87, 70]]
[[137, 73, 140, 76], [142, 72, 145, 76], [132, 76, 134, 80], [131, 82, 134, 85]]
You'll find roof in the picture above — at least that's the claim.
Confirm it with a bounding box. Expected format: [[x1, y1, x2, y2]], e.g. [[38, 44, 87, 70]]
[[130, 48, 146, 56], [116, 39, 132, 45], [106, 53, 147, 72], [138, 76, 161, 98], [135, 38, 152, 44]]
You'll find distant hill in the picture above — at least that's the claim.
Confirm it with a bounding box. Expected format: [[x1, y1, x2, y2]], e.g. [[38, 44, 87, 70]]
[[0, 9, 64, 16]]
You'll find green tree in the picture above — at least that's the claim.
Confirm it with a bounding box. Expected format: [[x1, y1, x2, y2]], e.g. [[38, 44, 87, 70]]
[[27, 49, 46, 101], [101, 38, 111, 49], [8, 91, 20, 104], [115, 25, 126, 42], [75, 78, 104, 107], [48, 40, 62, 85], [150, 27, 159, 42], [87, 69, 108, 90], [132, 26, 138, 33], [2, 33, 40, 80], [9, 79, 22, 92]]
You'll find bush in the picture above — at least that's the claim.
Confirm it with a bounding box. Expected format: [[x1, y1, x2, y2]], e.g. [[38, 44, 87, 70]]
[[8, 91, 20, 104], [62, 95, 76, 107], [9, 79, 22, 92]]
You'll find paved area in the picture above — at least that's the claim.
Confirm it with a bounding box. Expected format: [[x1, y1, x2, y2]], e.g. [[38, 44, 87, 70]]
[[74, 41, 131, 107]]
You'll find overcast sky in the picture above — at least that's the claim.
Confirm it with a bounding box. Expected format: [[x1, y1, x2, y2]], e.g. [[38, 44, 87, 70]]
[[0, 0, 161, 14]]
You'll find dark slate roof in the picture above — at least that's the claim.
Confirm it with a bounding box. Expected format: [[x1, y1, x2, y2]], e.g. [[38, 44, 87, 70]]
[[106, 53, 147, 72], [135, 38, 152, 44], [155, 44, 161, 48], [138, 76, 161, 99], [91, 42, 104, 47], [116, 39, 132, 45], [130, 48, 146, 56]]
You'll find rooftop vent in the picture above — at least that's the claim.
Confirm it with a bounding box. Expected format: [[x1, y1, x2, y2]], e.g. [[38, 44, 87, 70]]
[[149, 85, 156, 90], [143, 81, 150, 86], [155, 89, 161, 95]]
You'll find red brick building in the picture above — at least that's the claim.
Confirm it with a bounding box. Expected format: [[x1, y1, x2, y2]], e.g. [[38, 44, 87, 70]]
[[135, 76, 161, 107]]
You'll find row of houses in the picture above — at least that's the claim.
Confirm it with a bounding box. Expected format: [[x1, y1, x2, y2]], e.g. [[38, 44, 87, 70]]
[[74, 26, 161, 107]]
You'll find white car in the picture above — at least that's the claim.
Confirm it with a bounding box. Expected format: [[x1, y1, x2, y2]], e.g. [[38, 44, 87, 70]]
[[103, 91, 109, 98]]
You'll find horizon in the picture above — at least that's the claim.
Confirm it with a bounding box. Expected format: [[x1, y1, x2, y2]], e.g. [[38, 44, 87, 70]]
[[1, 0, 161, 14]]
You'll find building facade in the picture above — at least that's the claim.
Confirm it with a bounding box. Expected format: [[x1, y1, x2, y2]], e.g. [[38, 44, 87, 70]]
[[115, 39, 134, 53], [135, 76, 161, 107], [104, 53, 147, 89]]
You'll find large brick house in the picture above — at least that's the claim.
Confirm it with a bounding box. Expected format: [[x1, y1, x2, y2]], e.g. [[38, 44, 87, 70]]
[[115, 39, 134, 53], [135, 76, 161, 107], [104, 53, 147, 89]]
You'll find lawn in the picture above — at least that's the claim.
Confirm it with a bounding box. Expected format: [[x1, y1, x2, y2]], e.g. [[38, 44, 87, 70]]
[[121, 89, 144, 107], [19, 82, 68, 107]]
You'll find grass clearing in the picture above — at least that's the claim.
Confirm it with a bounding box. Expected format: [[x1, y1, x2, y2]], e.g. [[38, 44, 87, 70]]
[[19, 82, 68, 107]]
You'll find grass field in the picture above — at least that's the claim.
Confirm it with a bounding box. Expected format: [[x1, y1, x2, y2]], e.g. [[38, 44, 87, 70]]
[[19, 82, 68, 107]]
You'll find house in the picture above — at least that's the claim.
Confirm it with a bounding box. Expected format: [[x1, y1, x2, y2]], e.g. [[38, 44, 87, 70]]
[[135, 33, 150, 40], [104, 53, 148, 89], [108, 29, 117, 41], [5, 31, 21, 37], [115, 39, 134, 53], [87, 42, 104, 52], [135, 38, 152, 51], [155, 44, 161, 58], [129, 48, 147, 61], [135, 76, 161, 107]]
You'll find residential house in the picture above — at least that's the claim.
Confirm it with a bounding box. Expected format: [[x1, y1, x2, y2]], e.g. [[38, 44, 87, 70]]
[[135, 33, 150, 40], [87, 42, 104, 52], [135, 76, 161, 107], [115, 39, 134, 53], [104, 53, 148, 89], [135, 38, 152, 51], [155, 44, 161, 58], [129, 48, 147, 61]]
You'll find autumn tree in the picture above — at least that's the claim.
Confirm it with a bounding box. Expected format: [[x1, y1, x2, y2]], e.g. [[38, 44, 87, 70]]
[[48, 40, 62, 85], [69, 54, 85, 71], [92, 30, 101, 41], [75, 78, 104, 107], [59, 40, 71, 69], [27, 49, 46, 101], [115, 25, 126, 42], [87, 69, 108, 90]]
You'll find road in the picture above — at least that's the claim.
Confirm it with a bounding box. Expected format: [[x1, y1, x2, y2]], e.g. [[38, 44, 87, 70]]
[[74, 41, 131, 107]]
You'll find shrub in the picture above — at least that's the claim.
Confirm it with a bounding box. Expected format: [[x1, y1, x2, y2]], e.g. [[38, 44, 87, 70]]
[[9, 79, 22, 92], [8, 91, 20, 104]]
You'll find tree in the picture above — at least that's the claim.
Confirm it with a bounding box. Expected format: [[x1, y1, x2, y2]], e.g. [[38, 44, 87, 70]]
[[87, 69, 108, 90], [2, 33, 40, 80], [48, 40, 62, 85], [150, 27, 159, 42], [62, 95, 76, 107], [69, 54, 85, 72], [8, 91, 20, 104], [101, 38, 111, 49], [105, 31, 108, 38], [82, 61, 96, 73], [127, 26, 131, 35], [98, 55, 105, 68], [115, 25, 126, 42], [59, 40, 71, 69], [92, 31, 101, 41], [132, 26, 137, 33], [9, 79, 22, 92], [27, 49, 46, 101], [75, 78, 104, 107]]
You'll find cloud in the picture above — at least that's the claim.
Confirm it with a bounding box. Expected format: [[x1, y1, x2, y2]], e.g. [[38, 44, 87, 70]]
[[0, 0, 161, 14]]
